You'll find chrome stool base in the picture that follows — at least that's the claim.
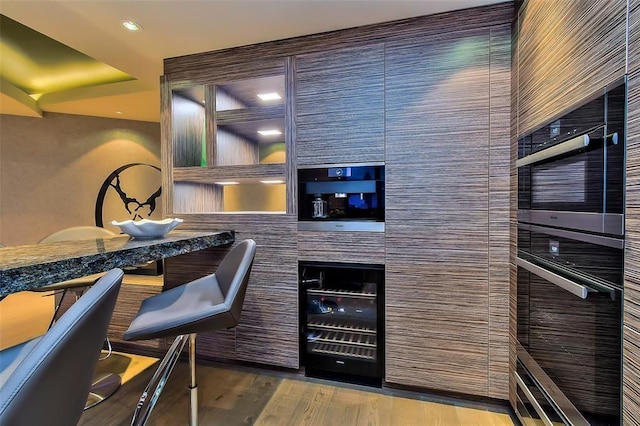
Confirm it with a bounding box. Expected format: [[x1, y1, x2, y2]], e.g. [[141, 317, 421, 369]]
[[85, 372, 122, 410]]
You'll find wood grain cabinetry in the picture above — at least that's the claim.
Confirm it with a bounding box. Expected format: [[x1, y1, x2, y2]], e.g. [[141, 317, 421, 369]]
[[167, 67, 288, 215], [516, 0, 627, 136], [384, 25, 511, 399], [624, 0, 640, 423], [295, 44, 385, 165], [298, 231, 385, 265], [108, 279, 165, 354], [514, 0, 634, 421], [160, 2, 514, 393]]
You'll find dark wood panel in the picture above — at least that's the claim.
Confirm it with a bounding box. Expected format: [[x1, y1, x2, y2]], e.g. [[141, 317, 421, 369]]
[[169, 215, 299, 369], [385, 260, 489, 396], [285, 56, 297, 215], [216, 105, 284, 125], [107, 282, 165, 353], [385, 27, 495, 397], [297, 231, 385, 264], [172, 163, 285, 183], [164, 3, 514, 77], [623, 326, 640, 426], [172, 182, 222, 213], [625, 1, 640, 419], [516, 0, 626, 136], [488, 24, 512, 401], [161, 76, 174, 217], [171, 93, 205, 168], [296, 43, 384, 165], [509, 19, 520, 409]]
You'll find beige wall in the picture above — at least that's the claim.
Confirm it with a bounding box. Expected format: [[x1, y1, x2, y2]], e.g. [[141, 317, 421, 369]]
[[0, 112, 161, 245]]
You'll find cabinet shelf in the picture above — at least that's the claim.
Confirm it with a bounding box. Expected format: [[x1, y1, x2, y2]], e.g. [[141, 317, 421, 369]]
[[307, 283, 377, 299], [173, 163, 285, 184], [309, 343, 376, 360], [307, 330, 377, 348], [307, 319, 377, 335], [216, 105, 284, 125]]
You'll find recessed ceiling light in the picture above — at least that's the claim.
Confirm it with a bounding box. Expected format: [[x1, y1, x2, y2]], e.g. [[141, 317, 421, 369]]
[[257, 129, 282, 136], [116, 111, 123, 115], [122, 20, 142, 31], [257, 92, 281, 101], [214, 181, 239, 185], [260, 180, 285, 184]]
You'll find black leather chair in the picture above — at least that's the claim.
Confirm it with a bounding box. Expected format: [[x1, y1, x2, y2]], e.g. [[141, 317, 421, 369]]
[[0, 268, 123, 426], [124, 239, 256, 426]]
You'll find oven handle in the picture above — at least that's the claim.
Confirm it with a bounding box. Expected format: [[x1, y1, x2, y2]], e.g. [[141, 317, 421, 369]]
[[516, 132, 590, 168], [517, 129, 618, 168], [515, 373, 554, 426], [516, 257, 590, 299]]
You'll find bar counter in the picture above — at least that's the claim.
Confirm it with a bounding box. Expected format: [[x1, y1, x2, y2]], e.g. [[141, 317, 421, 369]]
[[0, 230, 234, 297]]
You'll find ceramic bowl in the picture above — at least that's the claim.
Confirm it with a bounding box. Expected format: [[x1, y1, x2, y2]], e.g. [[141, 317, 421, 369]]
[[111, 218, 183, 239]]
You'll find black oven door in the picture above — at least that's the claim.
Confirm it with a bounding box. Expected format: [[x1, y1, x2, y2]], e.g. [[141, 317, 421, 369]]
[[517, 225, 622, 425], [517, 81, 625, 236]]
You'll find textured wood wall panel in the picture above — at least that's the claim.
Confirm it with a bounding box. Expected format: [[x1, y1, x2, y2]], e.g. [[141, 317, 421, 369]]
[[385, 28, 492, 397], [216, 129, 258, 166], [285, 57, 297, 215], [161, 1, 514, 384], [108, 282, 165, 354], [172, 182, 222, 213], [517, 0, 627, 136], [297, 231, 385, 265], [623, 326, 640, 425], [173, 164, 285, 184], [625, 1, 640, 422], [509, 18, 519, 409], [296, 44, 385, 165], [488, 24, 512, 401], [167, 214, 299, 369], [172, 95, 205, 167], [164, 4, 514, 77]]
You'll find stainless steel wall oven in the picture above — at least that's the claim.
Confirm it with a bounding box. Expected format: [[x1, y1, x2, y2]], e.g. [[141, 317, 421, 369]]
[[517, 80, 625, 236], [516, 78, 626, 426]]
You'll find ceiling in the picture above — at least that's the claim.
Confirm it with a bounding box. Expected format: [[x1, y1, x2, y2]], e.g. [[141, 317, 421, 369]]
[[0, 0, 503, 123]]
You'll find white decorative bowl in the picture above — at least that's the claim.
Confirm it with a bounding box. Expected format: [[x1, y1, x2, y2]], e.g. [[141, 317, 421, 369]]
[[111, 218, 184, 239]]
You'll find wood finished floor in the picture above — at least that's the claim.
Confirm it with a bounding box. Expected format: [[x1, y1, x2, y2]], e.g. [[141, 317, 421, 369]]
[[1, 290, 515, 425], [79, 355, 515, 426]]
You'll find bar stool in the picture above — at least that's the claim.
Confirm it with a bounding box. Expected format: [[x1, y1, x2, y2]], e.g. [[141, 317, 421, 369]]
[[123, 239, 256, 426], [0, 269, 123, 426]]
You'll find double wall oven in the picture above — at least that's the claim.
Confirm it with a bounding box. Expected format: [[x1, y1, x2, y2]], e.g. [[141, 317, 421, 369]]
[[516, 78, 626, 426]]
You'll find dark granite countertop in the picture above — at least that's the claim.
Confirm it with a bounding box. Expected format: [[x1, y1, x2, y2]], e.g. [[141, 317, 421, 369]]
[[0, 230, 234, 297]]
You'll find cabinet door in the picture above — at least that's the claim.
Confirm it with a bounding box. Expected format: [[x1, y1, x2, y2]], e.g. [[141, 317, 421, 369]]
[[296, 44, 384, 165], [517, 0, 626, 136], [385, 29, 492, 397], [624, 1, 640, 424]]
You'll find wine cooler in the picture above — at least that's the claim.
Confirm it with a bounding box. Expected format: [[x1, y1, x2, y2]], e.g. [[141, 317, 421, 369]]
[[299, 262, 384, 383]]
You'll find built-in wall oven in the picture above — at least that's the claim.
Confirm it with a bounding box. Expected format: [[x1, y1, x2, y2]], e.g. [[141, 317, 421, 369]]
[[298, 163, 384, 232], [516, 78, 626, 426], [517, 80, 625, 235]]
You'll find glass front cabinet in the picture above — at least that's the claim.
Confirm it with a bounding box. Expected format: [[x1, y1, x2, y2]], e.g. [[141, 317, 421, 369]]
[[168, 60, 288, 214]]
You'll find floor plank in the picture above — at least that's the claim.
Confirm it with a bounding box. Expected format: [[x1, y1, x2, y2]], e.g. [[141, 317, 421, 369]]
[[80, 358, 515, 426]]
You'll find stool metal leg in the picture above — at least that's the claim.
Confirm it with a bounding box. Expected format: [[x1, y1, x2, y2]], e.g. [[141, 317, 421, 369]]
[[189, 333, 198, 426], [131, 334, 188, 426]]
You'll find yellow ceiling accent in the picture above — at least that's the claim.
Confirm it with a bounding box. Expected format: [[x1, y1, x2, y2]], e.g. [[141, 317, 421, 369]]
[[0, 14, 134, 98]]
